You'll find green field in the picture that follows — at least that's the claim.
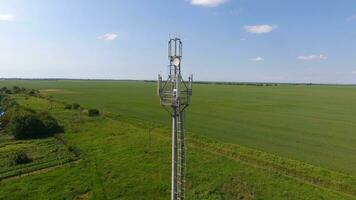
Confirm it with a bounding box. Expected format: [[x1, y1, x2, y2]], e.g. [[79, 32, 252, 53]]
[[1, 80, 356, 199], [2, 80, 356, 175]]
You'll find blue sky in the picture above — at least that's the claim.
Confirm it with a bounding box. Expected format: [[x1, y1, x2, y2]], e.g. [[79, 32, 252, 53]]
[[1, 0, 356, 83]]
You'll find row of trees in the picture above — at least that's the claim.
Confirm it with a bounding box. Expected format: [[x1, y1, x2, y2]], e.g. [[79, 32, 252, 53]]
[[63, 103, 100, 116], [1, 86, 39, 96]]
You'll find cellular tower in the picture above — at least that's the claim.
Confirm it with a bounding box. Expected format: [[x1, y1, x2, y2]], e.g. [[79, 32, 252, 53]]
[[158, 38, 193, 200]]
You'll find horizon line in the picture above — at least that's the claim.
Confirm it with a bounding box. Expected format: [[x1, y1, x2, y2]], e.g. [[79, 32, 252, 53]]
[[1, 78, 356, 86]]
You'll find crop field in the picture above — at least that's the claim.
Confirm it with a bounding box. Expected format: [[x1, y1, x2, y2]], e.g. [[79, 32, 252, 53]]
[[1, 80, 356, 199], [1, 80, 356, 175]]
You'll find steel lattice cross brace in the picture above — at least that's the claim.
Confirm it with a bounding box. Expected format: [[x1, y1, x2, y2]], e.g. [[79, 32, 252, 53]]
[[158, 38, 193, 200]]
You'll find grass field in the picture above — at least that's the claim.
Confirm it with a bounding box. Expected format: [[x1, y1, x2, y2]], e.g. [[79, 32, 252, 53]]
[[0, 137, 78, 181], [1, 80, 355, 176], [1, 89, 356, 199]]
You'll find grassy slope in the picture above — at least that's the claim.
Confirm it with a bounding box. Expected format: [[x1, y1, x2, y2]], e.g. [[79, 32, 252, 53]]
[[0, 95, 353, 199], [1, 80, 355, 176]]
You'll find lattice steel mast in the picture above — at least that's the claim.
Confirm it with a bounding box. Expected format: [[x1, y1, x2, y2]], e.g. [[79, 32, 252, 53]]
[[158, 38, 193, 200]]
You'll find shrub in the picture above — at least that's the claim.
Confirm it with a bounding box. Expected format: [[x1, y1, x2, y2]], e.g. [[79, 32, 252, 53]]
[[27, 89, 39, 96], [38, 112, 64, 133], [0, 96, 18, 109], [0, 107, 18, 128], [64, 104, 72, 109], [88, 108, 100, 117], [7, 111, 64, 140], [9, 151, 32, 166], [0, 87, 7, 92], [68, 146, 81, 156], [2, 88, 12, 94], [12, 86, 21, 93], [72, 103, 80, 110]]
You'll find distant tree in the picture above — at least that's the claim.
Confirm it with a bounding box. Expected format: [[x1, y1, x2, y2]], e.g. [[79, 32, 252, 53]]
[[88, 108, 100, 117]]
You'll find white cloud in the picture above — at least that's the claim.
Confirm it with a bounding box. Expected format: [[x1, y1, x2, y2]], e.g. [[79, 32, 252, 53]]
[[98, 33, 118, 41], [0, 14, 15, 21], [249, 57, 264, 62], [244, 25, 276, 34], [190, 0, 228, 7], [298, 54, 327, 61], [352, 71, 356, 75]]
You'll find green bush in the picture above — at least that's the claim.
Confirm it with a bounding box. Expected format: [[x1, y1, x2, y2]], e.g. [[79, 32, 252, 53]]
[[72, 103, 80, 110], [0, 86, 7, 92], [0, 107, 18, 128], [12, 86, 21, 93], [9, 151, 32, 166], [88, 108, 100, 117], [0, 95, 18, 109], [0, 87, 11, 94], [64, 104, 72, 109], [38, 112, 64, 133], [7, 111, 64, 140], [27, 89, 39, 96]]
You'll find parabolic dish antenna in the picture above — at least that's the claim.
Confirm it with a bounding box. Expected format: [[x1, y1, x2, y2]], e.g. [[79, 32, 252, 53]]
[[172, 57, 180, 66]]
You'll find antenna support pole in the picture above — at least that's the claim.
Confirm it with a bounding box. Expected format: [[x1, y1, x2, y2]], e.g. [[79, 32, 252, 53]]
[[158, 38, 192, 200]]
